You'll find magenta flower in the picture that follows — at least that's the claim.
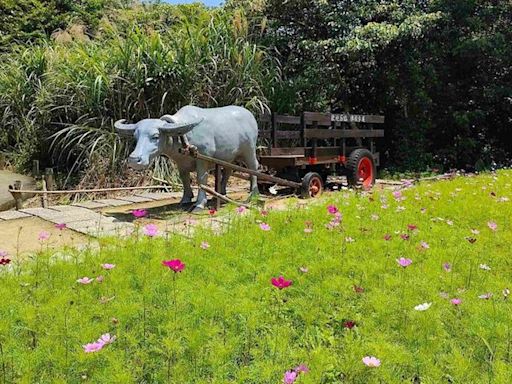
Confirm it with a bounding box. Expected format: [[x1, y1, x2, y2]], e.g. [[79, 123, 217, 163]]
[[208, 208, 217, 216], [132, 209, 148, 218], [236, 206, 247, 214], [54, 223, 67, 230], [162, 259, 185, 273], [343, 320, 356, 329], [271, 276, 292, 289], [487, 221, 497, 231], [383, 234, 392, 241], [392, 190, 402, 200], [283, 370, 297, 384], [96, 275, 104, 283], [407, 224, 418, 231], [259, 223, 271, 231], [38, 231, 50, 241], [200, 241, 210, 250], [77, 277, 94, 284], [400, 233, 410, 240], [443, 262, 452, 272], [396, 257, 412, 267], [101, 263, 116, 270], [143, 224, 158, 237], [0, 258, 11, 265], [451, 298, 462, 305], [327, 205, 338, 214], [362, 356, 381, 367]]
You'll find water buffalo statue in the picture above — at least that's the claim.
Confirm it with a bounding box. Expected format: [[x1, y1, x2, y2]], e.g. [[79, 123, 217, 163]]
[[115, 105, 259, 211]]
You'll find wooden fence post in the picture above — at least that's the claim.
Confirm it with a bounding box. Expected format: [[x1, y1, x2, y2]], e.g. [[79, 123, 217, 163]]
[[10, 180, 23, 210], [45, 168, 55, 191]]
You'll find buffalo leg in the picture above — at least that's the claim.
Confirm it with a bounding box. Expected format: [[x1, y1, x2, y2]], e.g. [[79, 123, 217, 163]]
[[179, 169, 194, 205], [243, 151, 259, 198], [193, 160, 209, 211], [221, 167, 233, 195]]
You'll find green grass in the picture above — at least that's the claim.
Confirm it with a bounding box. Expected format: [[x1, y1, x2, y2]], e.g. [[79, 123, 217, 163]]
[[0, 171, 511, 383]]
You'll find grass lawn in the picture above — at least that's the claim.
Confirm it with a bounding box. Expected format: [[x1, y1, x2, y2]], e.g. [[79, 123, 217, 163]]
[[0, 171, 511, 383]]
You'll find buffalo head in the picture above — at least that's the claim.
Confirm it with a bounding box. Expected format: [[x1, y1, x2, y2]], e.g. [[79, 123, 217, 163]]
[[115, 115, 202, 169]]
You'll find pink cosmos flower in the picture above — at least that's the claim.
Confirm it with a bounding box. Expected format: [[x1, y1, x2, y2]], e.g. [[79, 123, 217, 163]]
[[487, 221, 497, 231], [383, 234, 392, 241], [83, 341, 104, 353], [396, 257, 412, 267], [259, 223, 271, 231], [38, 231, 50, 241], [451, 298, 462, 305], [162, 259, 185, 273], [131, 209, 148, 218], [299, 266, 308, 273], [400, 234, 410, 240], [271, 276, 292, 289], [143, 224, 158, 237], [208, 209, 217, 216], [478, 293, 492, 300], [101, 263, 116, 270], [200, 241, 210, 250], [407, 224, 418, 231], [443, 263, 452, 272], [327, 205, 338, 214], [343, 320, 356, 329], [261, 210, 269, 216], [420, 241, 429, 249], [77, 277, 94, 284], [98, 333, 116, 345], [283, 370, 297, 384], [0, 250, 7, 257], [236, 206, 246, 214], [295, 364, 309, 373], [392, 190, 402, 200], [96, 275, 104, 283], [362, 356, 381, 367], [55, 223, 67, 230]]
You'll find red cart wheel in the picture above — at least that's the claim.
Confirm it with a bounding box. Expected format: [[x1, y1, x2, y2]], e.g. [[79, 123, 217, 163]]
[[301, 172, 324, 198], [346, 149, 376, 189]]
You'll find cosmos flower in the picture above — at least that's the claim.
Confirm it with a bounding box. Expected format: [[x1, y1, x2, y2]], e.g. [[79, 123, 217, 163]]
[[208, 209, 217, 216], [236, 206, 247, 214], [450, 298, 462, 305], [283, 370, 297, 384], [343, 320, 356, 329], [419, 241, 430, 249], [131, 209, 147, 218], [327, 205, 339, 214], [396, 257, 412, 267], [414, 302, 432, 311], [0, 250, 7, 258], [143, 224, 158, 237], [200, 241, 210, 250], [54, 223, 67, 230], [362, 356, 381, 367], [271, 276, 292, 290], [487, 221, 498, 231], [259, 223, 271, 231], [77, 277, 94, 284], [162, 259, 185, 273], [101, 263, 116, 270], [383, 234, 392, 241], [38, 231, 50, 241], [443, 263, 452, 272], [478, 293, 492, 300], [479, 264, 491, 271]]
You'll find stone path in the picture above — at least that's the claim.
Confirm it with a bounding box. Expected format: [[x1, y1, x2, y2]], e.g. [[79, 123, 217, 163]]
[[0, 191, 184, 237]]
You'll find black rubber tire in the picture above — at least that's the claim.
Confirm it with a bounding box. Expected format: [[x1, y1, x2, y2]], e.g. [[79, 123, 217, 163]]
[[346, 148, 376, 187], [300, 172, 324, 199]]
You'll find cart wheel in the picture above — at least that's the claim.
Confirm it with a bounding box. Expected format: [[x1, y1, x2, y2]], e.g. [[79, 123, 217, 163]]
[[346, 148, 376, 189], [301, 172, 324, 198]]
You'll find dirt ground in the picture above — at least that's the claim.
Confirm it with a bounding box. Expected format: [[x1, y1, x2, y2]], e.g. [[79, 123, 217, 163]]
[[0, 217, 90, 257]]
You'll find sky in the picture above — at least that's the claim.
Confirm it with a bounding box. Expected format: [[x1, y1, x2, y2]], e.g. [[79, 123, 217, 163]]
[[161, 0, 222, 6]]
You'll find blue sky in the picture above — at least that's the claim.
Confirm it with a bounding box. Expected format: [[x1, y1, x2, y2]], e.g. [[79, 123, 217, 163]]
[[161, 0, 222, 6]]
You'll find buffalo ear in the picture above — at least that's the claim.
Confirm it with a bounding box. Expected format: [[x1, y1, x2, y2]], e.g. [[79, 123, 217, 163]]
[[114, 119, 136, 137], [160, 114, 175, 123]]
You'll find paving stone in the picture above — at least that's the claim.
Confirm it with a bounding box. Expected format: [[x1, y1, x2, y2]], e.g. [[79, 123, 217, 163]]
[[135, 192, 182, 200], [72, 201, 109, 209], [0, 210, 31, 220], [95, 199, 131, 207], [115, 196, 154, 203], [18, 207, 65, 221]]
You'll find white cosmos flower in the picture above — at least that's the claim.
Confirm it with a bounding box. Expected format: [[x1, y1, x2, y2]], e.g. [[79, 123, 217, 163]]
[[414, 302, 432, 311], [479, 264, 491, 271], [268, 185, 278, 195]]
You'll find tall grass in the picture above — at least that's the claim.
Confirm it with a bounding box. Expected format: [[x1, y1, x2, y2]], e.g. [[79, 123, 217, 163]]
[[0, 4, 278, 185]]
